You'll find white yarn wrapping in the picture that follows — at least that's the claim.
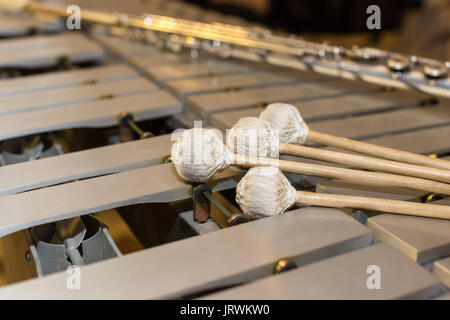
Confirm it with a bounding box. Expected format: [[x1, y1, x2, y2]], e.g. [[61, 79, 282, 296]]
[[171, 128, 233, 183], [260, 103, 310, 145], [0, 0, 30, 12], [227, 117, 279, 158], [236, 166, 297, 219]]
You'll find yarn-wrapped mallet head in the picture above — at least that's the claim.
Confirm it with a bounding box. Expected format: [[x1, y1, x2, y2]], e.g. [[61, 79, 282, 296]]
[[227, 117, 279, 158], [260, 103, 309, 144], [236, 166, 297, 219], [171, 128, 233, 183]]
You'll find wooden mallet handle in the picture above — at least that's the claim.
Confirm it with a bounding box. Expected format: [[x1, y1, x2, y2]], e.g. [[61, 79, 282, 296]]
[[296, 191, 450, 220], [279, 143, 450, 183], [307, 130, 450, 171], [233, 154, 450, 195]]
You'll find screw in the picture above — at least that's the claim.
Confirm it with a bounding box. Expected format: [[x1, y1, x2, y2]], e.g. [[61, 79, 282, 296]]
[[273, 258, 297, 274]]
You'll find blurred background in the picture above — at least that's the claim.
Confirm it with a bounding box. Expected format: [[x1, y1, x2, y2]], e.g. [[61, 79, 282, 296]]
[[184, 0, 449, 61]]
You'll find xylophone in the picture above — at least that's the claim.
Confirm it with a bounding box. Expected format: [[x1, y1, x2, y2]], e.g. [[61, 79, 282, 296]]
[[0, 0, 448, 300]]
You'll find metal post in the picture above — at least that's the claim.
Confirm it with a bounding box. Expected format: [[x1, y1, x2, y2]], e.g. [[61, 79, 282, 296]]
[[193, 185, 248, 226], [118, 112, 154, 140]]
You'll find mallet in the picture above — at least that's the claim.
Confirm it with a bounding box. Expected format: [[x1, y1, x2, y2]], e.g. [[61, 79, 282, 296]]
[[171, 128, 450, 195], [236, 166, 450, 220], [227, 117, 450, 183], [260, 103, 450, 171]]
